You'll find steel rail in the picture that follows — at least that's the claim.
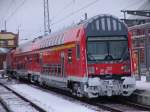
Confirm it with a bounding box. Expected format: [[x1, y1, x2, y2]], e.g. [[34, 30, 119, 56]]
[[0, 82, 46, 112]]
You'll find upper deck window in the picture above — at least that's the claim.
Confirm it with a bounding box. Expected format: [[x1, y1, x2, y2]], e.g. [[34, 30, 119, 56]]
[[112, 20, 117, 31], [96, 20, 100, 30], [101, 18, 105, 31], [107, 18, 111, 31], [85, 15, 128, 37], [118, 23, 122, 31]]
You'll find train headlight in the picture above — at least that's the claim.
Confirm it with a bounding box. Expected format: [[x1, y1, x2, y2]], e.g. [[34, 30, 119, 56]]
[[88, 66, 95, 74]]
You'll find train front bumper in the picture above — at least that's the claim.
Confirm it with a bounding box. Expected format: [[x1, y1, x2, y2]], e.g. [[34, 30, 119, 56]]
[[85, 76, 136, 98]]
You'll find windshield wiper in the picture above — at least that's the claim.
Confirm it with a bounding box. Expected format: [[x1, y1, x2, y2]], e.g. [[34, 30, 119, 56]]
[[104, 54, 113, 60]]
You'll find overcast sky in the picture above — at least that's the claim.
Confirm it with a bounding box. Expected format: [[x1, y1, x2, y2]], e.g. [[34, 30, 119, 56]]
[[0, 0, 149, 43]]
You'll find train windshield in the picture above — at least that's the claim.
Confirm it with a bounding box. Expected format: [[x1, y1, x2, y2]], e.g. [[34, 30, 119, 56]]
[[87, 36, 129, 62]]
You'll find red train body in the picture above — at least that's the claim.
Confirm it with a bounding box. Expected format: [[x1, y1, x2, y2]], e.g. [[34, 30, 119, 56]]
[[7, 14, 136, 98]]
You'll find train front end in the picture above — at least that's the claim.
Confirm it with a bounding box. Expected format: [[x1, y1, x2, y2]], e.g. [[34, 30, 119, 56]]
[[84, 15, 136, 98]]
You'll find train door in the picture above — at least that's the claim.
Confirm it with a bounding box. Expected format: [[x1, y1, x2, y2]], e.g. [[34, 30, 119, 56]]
[[61, 52, 65, 77], [66, 49, 73, 77]]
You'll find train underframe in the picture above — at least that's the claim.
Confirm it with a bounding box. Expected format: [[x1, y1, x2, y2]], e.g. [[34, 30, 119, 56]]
[[84, 76, 136, 98], [7, 69, 136, 98]]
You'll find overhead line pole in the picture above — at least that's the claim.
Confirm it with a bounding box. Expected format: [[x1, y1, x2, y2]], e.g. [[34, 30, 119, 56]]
[[44, 0, 51, 36], [4, 20, 7, 31]]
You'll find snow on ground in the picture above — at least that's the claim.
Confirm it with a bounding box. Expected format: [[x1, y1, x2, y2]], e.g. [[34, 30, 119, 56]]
[[10, 84, 99, 112], [136, 76, 150, 91], [0, 104, 6, 112]]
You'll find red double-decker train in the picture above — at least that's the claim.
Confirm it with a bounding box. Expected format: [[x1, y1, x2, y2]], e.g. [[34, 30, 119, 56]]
[[7, 14, 136, 98]]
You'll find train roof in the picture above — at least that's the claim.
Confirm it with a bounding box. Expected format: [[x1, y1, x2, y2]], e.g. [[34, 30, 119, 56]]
[[16, 14, 128, 54], [83, 14, 128, 37]]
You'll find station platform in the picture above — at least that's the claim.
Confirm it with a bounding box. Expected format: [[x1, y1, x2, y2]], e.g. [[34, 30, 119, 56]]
[[129, 76, 150, 106]]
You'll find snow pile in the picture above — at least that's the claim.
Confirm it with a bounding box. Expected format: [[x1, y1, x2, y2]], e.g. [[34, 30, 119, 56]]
[[136, 76, 150, 91], [10, 84, 98, 112]]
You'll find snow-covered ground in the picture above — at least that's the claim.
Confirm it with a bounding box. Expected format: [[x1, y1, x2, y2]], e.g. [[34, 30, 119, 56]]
[[10, 84, 100, 112], [0, 104, 6, 112], [136, 76, 150, 91]]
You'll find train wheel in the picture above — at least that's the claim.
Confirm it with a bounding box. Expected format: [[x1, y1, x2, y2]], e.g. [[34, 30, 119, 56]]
[[72, 83, 83, 97], [16, 75, 20, 80], [41, 81, 46, 87], [28, 74, 32, 83]]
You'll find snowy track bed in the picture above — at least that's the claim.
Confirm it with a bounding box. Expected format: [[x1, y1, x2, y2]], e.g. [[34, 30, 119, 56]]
[[10, 83, 150, 112], [0, 103, 7, 112], [0, 85, 40, 112], [0, 78, 100, 112], [0, 78, 47, 112], [10, 84, 100, 112], [1, 77, 150, 112]]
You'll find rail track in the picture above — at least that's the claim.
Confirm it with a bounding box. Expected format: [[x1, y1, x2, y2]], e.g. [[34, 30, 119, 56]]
[[92, 99, 150, 112], [34, 83, 150, 112], [30, 82, 150, 112], [0, 78, 46, 112], [1, 77, 150, 112], [0, 103, 7, 112]]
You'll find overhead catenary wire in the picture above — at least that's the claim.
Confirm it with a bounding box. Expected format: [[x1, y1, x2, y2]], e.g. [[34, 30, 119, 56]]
[[51, 0, 99, 26], [52, 0, 75, 20], [122, 0, 142, 10], [6, 0, 27, 22], [3, 0, 99, 39], [3, 0, 16, 20]]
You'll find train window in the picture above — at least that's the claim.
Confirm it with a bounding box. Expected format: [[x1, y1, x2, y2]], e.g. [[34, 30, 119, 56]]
[[91, 24, 94, 31], [101, 18, 105, 31], [36, 54, 39, 63], [107, 18, 111, 31], [68, 49, 72, 63], [51, 65, 55, 75], [60, 35, 64, 44], [28, 57, 32, 63], [56, 36, 59, 45], [50, 38, 53, 46], [58, 65, 61, 76], [76, 44, 80, 59], [76, 30, 80, 37], [59, 35, 61, 44], [112, 20, 117, 31], [53, 38, 56, 46], [48, 39, 51, 46], [96, 20, 100, 30], [55, 66, 58, 76], [118, 23, 122, 31], [39, 53, 43, 64]]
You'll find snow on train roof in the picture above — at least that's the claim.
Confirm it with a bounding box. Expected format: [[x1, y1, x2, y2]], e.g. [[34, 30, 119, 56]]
[[16, 14, 128, 54]]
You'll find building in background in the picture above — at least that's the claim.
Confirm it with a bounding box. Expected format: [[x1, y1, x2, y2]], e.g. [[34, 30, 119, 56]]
[[129, 23, 150, 76], [0, 30, 18, 69]]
